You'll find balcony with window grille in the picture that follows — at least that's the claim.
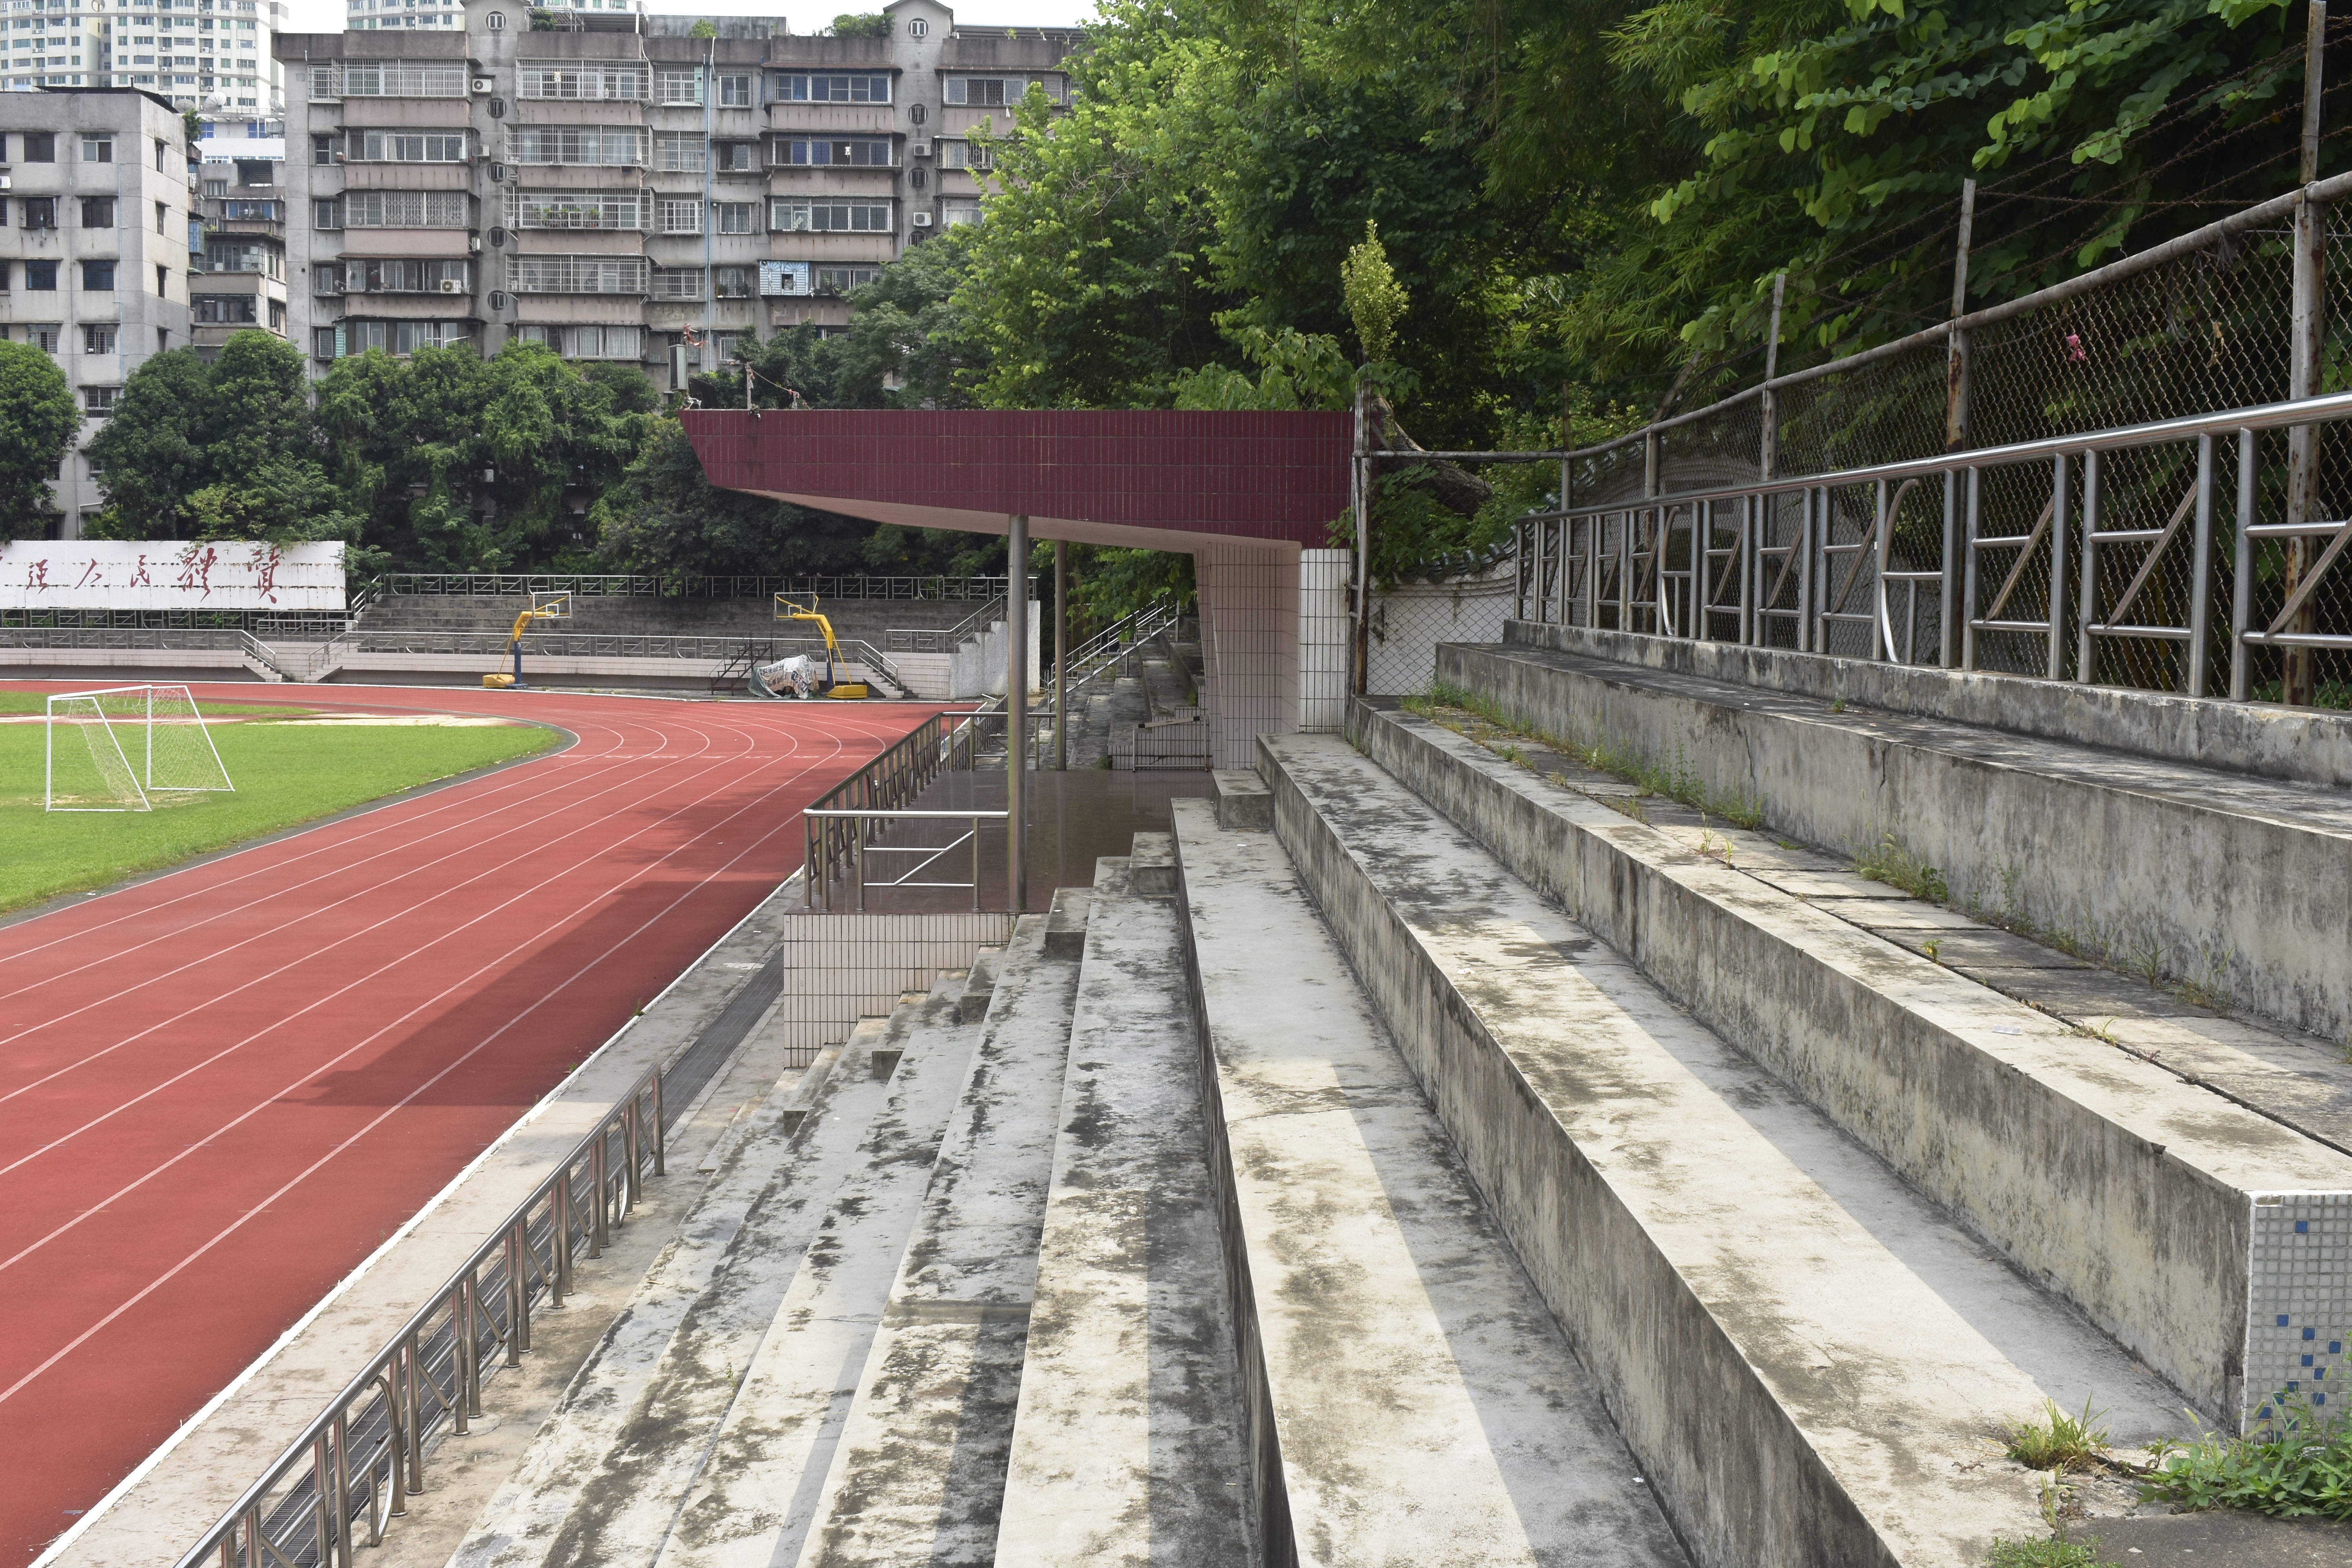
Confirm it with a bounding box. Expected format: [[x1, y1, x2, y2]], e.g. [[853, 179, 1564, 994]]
[[512, 255, 649, 295], [309, 63, 469, 98]]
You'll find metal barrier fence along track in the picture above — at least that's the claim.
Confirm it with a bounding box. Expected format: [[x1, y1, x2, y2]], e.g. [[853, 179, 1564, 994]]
[[366, 574, 1020, 603], [175, 1072, 663, 1568], [1501, 171, 2352, 706]]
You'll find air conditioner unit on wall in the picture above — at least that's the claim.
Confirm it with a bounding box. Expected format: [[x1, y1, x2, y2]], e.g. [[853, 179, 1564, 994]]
[[467, 233, 483, 252], [910, 211, 932, 227], [911, 140, 930, 157], [438, 279, 462, 294], [471, 76, 493, 93], [0, 175, 12, 191]]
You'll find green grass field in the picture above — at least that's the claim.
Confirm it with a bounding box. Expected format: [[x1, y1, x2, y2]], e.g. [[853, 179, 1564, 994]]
[[0, 695, 557, 912]]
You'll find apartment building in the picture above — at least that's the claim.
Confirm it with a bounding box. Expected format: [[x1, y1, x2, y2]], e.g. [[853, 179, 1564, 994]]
[[0, 88, 195, 536], [191, 121, 285, 349], [278, 0, 1078, 388], [6, 0, 288, 118]]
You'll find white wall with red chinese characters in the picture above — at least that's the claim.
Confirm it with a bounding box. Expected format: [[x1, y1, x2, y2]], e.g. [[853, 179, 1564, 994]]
[[1, 540, 345, 612]]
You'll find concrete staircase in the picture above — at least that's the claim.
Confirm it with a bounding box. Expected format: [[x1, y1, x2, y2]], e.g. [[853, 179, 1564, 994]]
[[376, 632, 2352, 1568]]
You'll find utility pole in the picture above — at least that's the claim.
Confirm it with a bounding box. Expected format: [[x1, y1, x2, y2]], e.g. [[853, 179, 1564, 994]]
[[2285, 0, 2329, 706]]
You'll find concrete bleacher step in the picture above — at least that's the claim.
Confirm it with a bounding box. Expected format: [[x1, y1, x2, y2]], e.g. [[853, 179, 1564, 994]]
[[782, 903, 1089, 1568], [1441, 639, 2352, 1044], [644, 946, 1011, 1568], [992, 859, 1252, 1565], [1337, 705, 2352, 1428], [1171, 802, 1697, 1568], [1204, 746, 2209, 1566], [453, 972, 986, 1568]]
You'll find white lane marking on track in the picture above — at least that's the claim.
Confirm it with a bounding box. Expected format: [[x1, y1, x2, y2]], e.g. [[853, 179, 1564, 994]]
[[0, 706, 931, 1280], [0, 712, 781, 1147]]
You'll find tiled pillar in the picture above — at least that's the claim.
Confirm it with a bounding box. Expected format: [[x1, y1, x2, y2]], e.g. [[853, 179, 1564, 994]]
[[1194, 543, 1299, 769], [1298, 548, 1352, 732]]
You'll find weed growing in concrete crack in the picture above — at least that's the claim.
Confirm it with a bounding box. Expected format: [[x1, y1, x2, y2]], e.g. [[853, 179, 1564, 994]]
[[2141, 1390, 2352, 1519], [1922, 938, 1942, 964], [1599, 793, 1649, 824], [2003, 1398, 2111, 1472], [2069, 1018, 2122, 1045], [1829, 696, 1847, 713], [2177, 945, 2237, 1010], [1983, 1474, 2105, 1567], [1410, 686, 1768, 828], [1853, 833, 1951, 904]]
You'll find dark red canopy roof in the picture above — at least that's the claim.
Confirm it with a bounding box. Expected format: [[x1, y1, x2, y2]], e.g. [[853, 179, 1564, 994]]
[[684, 408, 1352, 551]]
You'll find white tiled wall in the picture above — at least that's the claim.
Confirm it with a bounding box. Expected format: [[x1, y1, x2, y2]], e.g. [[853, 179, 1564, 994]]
[[1298, 548, 1352, 733], [1195, 543, 1300, 769]]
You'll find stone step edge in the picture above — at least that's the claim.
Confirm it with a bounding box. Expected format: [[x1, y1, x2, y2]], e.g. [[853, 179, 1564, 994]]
[[1328, 709, 2352, 1428], [1176, 793, 2038, 1568]]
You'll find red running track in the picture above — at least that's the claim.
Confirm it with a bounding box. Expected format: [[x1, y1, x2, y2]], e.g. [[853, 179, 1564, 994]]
[[0, 683, 940, 1566]]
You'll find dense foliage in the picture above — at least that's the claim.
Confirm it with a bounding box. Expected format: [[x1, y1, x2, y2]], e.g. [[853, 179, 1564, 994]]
[[59, 2, 2332, 601], [0, 340, 81, 539]]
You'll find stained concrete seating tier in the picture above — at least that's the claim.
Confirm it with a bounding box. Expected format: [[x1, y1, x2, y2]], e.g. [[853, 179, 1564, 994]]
[[1448, 631, 2352, 1044]]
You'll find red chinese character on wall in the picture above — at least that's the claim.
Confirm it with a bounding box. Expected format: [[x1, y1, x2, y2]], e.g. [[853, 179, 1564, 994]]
[[174, 545, 220, 597], [74, 559, 104, 589], [24, 559, 52, 591], [249, 544, 283, 604], [129, 555, 154, 588]]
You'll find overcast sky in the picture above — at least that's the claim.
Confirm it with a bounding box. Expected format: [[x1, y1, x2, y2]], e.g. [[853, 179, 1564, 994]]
[[281, 0, 1098, 36]]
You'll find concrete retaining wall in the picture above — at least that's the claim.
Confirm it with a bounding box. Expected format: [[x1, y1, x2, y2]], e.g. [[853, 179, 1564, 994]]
[[1503, 621, 2352, 790], [1344, 700, 2352, 1425], [1443, 641, 2352, 1045]]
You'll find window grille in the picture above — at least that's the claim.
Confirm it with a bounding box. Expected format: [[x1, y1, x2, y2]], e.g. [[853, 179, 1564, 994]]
[[769, 71, 888, 103], [343, 190, 468, 227], [769, 199, 890, 232], [655, 132, 704, 173], [657, 196, 702, 234], [512, 254, 647, 294], [651, 266, 704, 301], [778, 137, 891, 167], [506, 125, 644, 166], [513, 191, 644, 230], [655, 66, 700, 105], [350, 129, 468, 162], [516, 62, 646, 100]]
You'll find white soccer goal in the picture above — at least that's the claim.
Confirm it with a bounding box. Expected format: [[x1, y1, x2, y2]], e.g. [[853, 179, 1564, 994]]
[[45, 684, 236, 813]]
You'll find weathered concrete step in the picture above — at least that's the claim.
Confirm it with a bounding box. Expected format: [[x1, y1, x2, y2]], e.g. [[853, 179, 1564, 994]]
[[993, 859, 1252, 1566], [641, 967, 995, 1568], [1440, 638, 2352, 1042], [1340, 706, 2352, 1429], [1172, 801, 1693, 1568], [453, 979, 980, 1568], [1228, 746, 2204, 1567], [787, 898, 1089, 1568]]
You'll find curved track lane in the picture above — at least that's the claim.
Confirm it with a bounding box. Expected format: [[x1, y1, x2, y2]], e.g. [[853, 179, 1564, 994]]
[[0, 683, 939, 1566]]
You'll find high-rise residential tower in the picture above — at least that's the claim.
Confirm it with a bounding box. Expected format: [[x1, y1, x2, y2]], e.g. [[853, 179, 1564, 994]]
[[278, 0, 1078, 387]]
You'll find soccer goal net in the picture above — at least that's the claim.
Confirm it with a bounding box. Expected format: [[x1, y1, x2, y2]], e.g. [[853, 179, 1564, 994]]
[[45, 684, 236, 813]]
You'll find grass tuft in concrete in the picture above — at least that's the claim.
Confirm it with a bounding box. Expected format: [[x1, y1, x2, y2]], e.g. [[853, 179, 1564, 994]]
[[2003, 1398, 2111, 1472], [1853, 831, 1952, 904]]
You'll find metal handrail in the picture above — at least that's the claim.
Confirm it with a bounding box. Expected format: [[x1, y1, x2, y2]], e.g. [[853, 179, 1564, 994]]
[[175, 1069, 663, 1568], [883, 595, 1009, 653], [801, 806, 1012, 911], [800, 708, 1006, 907], [1516, 382, 2352, 697]]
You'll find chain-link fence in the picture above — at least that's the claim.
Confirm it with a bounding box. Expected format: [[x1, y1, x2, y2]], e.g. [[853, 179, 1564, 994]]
[[1511, 172, 2352, 710]]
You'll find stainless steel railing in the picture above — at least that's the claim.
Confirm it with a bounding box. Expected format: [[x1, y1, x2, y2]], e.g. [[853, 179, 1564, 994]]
[[175, 1071, 663, 1568]]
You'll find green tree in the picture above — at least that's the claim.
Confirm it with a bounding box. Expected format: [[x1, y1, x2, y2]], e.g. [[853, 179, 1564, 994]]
[[0, 340, 80, 539], [85, 332, 359, 546], [592, 418, 899, 577], [829, 12, 893, 38]]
